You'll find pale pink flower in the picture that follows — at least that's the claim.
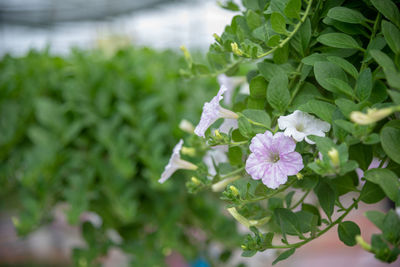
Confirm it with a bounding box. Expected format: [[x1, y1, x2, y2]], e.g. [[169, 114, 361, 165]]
[[159, 140, 197, 183], [245, 131, 304, 189], [194, 86, 238, 137]]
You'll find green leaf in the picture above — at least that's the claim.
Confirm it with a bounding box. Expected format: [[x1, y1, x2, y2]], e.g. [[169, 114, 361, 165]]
[[317, 33, 362, 50], [365, 210, 385, 230], [338, 221, 361, 246], [370, 50, 400, 90], [388, 90, 400, 105], [238, 116, 253, 138], [360, 181, 386, 204], [242, 250, 257, 257], [271, 12, 288, 34], [355, 68, 372, 101], [291, 18, 311, 57], [327, 56, 358, 79], [332, 172, 358, 196], [299, 99, 336, 123], [315, 181, 336, 219], [284, 0, 301, 19], [364, 168, 399, 202], [274, 208, 301, 236], [314, 61, 348, 94], [249, 76, 268, 98], [382, 20, 400, 54], [381, 126, 400, 164], [302, 53, 327, 66], [228, 146, 243, 166], [302, 203, 321, 225], [371, 0, 400, 28], [242, 109, 271, 128], [257, 61, 286, 81], [382, 210, 400, 244], [325, 78, 355, 97], [267, 72, 290, 112], [246, 10, 262, 30], [272, 248, 296, 265], [327, 7, 367, 24]]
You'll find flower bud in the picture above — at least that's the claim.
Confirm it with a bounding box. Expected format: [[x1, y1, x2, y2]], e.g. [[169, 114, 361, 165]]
[[328, 148, 340, 167], [214, 129, 222, 139], [213, 33, 221, 43], [179, 119, 194, 133], [296, 173, 304, 180], [231, 42, 244, 56], [350, 107, 397, 125], [191, 176, 201, 185], [229, 185, 240, 197], [181, 146, 196, 157], [180, 45, 192, 66]]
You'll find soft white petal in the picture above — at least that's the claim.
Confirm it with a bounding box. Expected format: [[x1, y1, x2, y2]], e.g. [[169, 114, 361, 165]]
[[262, 164, 288, 189], [249, 132, 273, 155], [245, 153, 269, 180]]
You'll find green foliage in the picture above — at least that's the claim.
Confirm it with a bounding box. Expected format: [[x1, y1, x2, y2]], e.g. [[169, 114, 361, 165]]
[[0, 47, 240, 266], [178, 0, 400, 264]]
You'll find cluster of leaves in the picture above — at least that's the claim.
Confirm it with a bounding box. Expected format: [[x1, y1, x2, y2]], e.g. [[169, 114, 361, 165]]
[[182, 0, 400, 264], [0, 48, 241, 266]]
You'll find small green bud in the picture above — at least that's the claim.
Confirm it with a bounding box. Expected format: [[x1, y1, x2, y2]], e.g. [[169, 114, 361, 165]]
[[213, 33, 221, 43], [181, 147, 196, 157], [241, 245, 247, 250], [179, 119, 194, 133], [229, 185, 240, 197], [231, 42, 244, 56], [296, 173, 303, 180], [328, 148, 340, 167], [214, 129, 222, 139], [180, 45, 192, 66], [191, 176, 201, 185]]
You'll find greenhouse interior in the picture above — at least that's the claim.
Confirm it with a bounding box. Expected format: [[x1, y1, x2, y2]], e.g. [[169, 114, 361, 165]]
[[1, 0, 400, 266]]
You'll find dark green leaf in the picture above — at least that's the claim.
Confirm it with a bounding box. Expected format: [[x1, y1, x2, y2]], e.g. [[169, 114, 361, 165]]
[[364, 168, 399, 202], [284, 0, 301, 19], [327, 7, 367, 24], [338, 221, 361, 246], [355, 68, 372, 101], [315, 181, 336, 219], [272, 248, 296, 265], [317, 33, 362, 49], [271, 12, 288, 34], [267, 72, 290, 112], [382, 20, 400, 54], [360, 181, 386, 204], [249, 76, 268, 98], [371, 0, 400, 28], [381, 126, 400, 164], [327, 56, 358, 79], [314, 61, 348, 94]]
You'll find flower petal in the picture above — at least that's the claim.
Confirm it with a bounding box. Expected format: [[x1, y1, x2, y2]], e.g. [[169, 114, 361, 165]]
[[279, 151, 304, 176], [262, 164, 288, 189], [249, 131, 273, 154], [245, 153, 269, 180], [272, 132, 296, 153]]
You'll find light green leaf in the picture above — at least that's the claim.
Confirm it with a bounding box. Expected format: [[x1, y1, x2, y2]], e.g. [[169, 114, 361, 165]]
[[317, 33, 362, 50], [325, 78, 355, 97], [284, 0, 301, 19], [272, 248, 296, 265], [267, 72, 290, 112], [299, 99, 336, 123], [271, 12, 288, 34], [365, 210, 385, 230], [242, 109, 271, 128], [370, 50, 400, 90], [327, 7, 367, 24], [249, 76, 267, 98], [257, 61, 286, 81]]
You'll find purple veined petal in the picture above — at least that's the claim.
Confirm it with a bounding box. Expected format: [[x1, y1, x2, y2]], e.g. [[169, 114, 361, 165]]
[[272, 132, 296, 153], [245, 153, 270, 180], [249, 132, 273, 154], [159, 164, 178, 183], [262, 164, 288, 189], [278, 151, 304, 176]]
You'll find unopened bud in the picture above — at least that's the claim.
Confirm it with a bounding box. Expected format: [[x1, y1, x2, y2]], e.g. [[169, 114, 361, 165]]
[[328, 148, 340, 167], [191, 176, 201, 185], [296, 173, 303, 180], [213, 33, 221, 43], [241, 245, 247, 250], [214, 129, 222, 139], [181, 147, 196, 157], [350, 107, 397, 125], [231, 42, 244, 56], [229, 185, 240, 197], [180, 45, 192, 66], [356, 235, 372, 251], [179, 119, 194, 133]]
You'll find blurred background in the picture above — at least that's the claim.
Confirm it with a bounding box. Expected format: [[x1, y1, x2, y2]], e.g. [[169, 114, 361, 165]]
[[0, 0, 398, 267]]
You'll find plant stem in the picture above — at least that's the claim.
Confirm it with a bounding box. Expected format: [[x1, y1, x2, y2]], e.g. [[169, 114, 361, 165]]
[[242, 179, 297, 204], [269, 195, 361, 249], [290, 189, 311, 209], [360, 13, 381, 71], [257, 0, 314, 59], [220, 167, 245, 179]]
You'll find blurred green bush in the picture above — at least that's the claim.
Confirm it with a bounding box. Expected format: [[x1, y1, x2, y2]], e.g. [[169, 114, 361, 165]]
[[0, 47, 239, 266]]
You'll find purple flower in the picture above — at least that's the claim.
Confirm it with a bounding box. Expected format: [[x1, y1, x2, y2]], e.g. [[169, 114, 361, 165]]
[[194, 86, 238, 137], [159, 139, 198, 183], [245, 131, 304, 189]]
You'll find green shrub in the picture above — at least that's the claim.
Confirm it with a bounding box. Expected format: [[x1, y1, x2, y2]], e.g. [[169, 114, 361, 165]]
[[0, 47, 239, 265]]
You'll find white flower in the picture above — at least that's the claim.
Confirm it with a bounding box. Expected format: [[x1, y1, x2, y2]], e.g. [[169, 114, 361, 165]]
[[194, 86, 238, 138], [278, 110, 331, 144], [218, 118, 238, 134], [159, 139, 198, 183], [179, 119, 194, 133], [202, 145, 228, 177]]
